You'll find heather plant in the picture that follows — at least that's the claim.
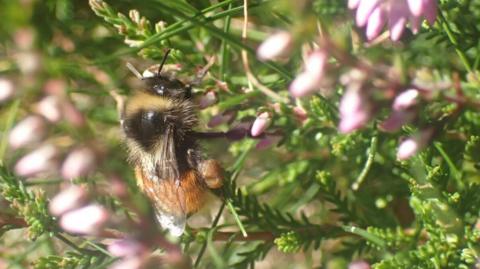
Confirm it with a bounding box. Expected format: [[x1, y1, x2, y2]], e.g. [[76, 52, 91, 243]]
[[1, 0, 480, 268]]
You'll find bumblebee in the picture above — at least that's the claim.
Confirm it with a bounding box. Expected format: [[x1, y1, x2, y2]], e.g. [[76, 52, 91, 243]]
[[121, 50, 223, 236]]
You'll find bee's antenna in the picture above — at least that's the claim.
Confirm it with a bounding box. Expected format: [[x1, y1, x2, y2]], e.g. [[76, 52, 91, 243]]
[[126, 62, 144, 80], [157, 49, 171, 75]]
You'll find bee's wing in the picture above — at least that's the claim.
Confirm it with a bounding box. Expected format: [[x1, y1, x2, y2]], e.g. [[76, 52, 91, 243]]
[[153, 124, 186, 236], [152, 184, 186, 237]]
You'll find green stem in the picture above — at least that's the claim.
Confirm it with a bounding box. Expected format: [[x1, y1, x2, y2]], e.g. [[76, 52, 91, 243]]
[[226, 199, 248, 237], [194, 202, 226, 268], [219, 3, 233, 81], [352, 135, 378, 190], [342, 225, 386, 248], [433, 142, 464, 189], [438, 11, 472, 72]]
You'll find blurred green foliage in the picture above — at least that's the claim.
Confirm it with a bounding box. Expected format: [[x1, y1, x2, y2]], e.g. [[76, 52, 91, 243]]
[[1, 0, 480, 268]]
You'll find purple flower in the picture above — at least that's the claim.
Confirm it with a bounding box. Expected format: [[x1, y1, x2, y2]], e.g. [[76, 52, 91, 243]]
[[14, 144, 59, 177], [0, 78, 15, 103], [257, 31, 293, 61], [338, 88, 371, 133], [49, 185, 88, 216], [397, 128, 433, 160], [61, 147, 97, 180], [251, 112, 272, 137], [9, 115, 47, 149], [393, 88, 419, 110], [108, 239, 147, 257], [35, 95, 63, 123], [349, 260, 371, 269], [59, 204, 109, 235], [289, 50, 328, 97], [198, 90, 217, 109], [348, 0, 438, 41]]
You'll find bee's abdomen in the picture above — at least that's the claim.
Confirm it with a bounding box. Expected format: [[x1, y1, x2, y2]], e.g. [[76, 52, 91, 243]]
[[136, 167, 206, 214]]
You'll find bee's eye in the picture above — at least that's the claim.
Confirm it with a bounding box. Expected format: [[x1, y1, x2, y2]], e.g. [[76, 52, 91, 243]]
[[153, 84, 165, 95]]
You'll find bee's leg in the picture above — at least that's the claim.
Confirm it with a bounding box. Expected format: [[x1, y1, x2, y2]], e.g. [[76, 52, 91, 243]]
[[198, 159, 224, 189]]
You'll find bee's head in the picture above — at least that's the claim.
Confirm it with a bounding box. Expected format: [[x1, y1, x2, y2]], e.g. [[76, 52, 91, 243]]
[[127, 49, 192, 100], [143, 75, 192, 100]]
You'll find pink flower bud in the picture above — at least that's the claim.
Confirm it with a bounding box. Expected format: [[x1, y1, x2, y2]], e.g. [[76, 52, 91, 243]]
[[9, 116, 46, 149], [226, 125, 250, 141], [338, 89, 371, 133], [14, 28, 35, 50], [397, 128, 433, 160], [251, 112, 271, 137], [356, 0, 381, 27], [293, 106, 308, 123], [255, 135, 281, 150], [108, 239, 147, 257], [15, 51, 41, 74], [109, 257, 144, 269], [348, 0, 361, 9], [366, 7, 386, 40], [289, 72, 322, 97], [43, 79, 66, 96], [407, 0, 425, 17], [379, 110, 415, 133], [14, 144, 59, 177], [0, 78, 15, 103], [61, 147, 97, 180], [393, 89, 419, 110], [35, 95, 63, 122], [198, 91, 217, 109], [207, 111, 235, 128], [60, 204, 109, 235], [305, 50, 328, 75], [423, 0, 438, 25], [388, 1, 409, 41], [349, 260, 371, 269], [62, 100, 86, 127], [49, 185, 88, 216], [257, 31, 293, 61], [289, 50, 328, 97], [396, 138, 419, 161]]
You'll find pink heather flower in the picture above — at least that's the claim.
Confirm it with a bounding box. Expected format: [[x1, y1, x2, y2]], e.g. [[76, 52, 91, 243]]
[[255, 135, 281, 150], [289, 50, 328, 97], [349, 260, 371, 269], [62, 100, 86, 127], [349, 0, 438, 41], [397, 128, 433, 160], [257, 31, 293, 61], [9, 115, 47, 149], [207, 111, 235, 128], [60, 204, 109, 235], [108, 239, 147, 257], [49, 185, 88, 216], [293, 106, 308, 123], [198, 90, 217, 109], [14, 28, 35, 50], [35, 95, 63, 122], [251, 112, 272, 137], [61, 147, 97, 180], [379, 110, 415, 132], [14, 144, 59, 177], [338, 88, 371, 133], [393, 89, 419, 110], [0, 78, 15, 103], [15, 51, 41, 74]]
